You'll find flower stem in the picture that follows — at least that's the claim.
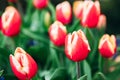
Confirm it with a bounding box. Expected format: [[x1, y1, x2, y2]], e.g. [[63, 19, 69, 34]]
[[1, 36, 7, 48], [76, 62, 81, 79], [16, 0, 24, 17]]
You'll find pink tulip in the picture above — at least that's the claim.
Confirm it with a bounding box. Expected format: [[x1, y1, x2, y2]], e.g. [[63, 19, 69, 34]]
[[65, 30, 90, 62], [99, 34, 117, 58], [56, 1, 72, 24], [33, 0, 48, 9], [9, 47, 38, 80], [1, 6, 21, 37], [49, 21, 67, 46]]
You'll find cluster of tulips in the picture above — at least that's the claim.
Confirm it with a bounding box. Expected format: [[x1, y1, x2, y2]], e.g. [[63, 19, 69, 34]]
[[0, 0, 117, 80]]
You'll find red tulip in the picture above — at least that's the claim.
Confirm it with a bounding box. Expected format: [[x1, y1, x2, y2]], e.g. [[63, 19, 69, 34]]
[[73, 1, 84, 20], [8, 0, 16, 2], [9, 47, 38, 80], [49, 21, 67, 46], [98, 34, 117, 58], [65, 30, 90, 62], [1, 6, 21, 37], [33, 0, 48, 9], [0, 17, 2, 30], [81, 0, 100, 28], [56, 1, 72, 24], [97, 14, 107, 29]]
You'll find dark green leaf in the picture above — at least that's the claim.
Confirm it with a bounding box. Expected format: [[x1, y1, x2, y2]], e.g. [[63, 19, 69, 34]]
[[48, 68, 68, 80], [78, 74, 87, 80], [93, 72, 107, 80], [0, 70, 4, 76]]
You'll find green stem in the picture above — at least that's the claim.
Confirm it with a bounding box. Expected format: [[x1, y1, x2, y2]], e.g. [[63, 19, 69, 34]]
[[1, 36, 7, 48], [24, 0, 33, 22], [68, 19, 80, 33], [48, 2, 56, 21], [16, 0, 24, 17], [98, 54, 103, 72], [76, 62, 81, 79]]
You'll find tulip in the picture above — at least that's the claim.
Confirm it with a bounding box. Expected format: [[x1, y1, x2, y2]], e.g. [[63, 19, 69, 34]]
[[65, 30, 90, 62], [73, 1, 84, 20], [98, 34, 117, 58], [8, 0, 16, 2], [56, 1, 72, 24], [1, 6, 21, 37], [44, 11, 51, 30], [0, 17, 2, 30], [33, 0, 48, 9], [9, 47, 38, 80], [97, 14, 107, 29], [49, 21, 67, 46], [81, 0, 100, 28]]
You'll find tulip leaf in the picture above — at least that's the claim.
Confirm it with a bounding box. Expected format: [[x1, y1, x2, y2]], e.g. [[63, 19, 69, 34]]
[[30, 9, 44, 33], [93, 72, 107, 80], [83, 60, 92, 80], [48, 68, 69, 80], [0, 70, 4, 76], [78, 74, 87, 80]]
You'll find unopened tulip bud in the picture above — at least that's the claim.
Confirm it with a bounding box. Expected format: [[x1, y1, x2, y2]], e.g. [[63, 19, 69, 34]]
[[33, 0, 48, 9], [49, 21, 67, 46], [65, 30, 90, 62], [44, 11, 51, 31], [56, 1, 72, 24], [9, 47, 38, 80], [97, 14, 107, 29], [1, 6, 21, 37], [99, 34, 117, 58]]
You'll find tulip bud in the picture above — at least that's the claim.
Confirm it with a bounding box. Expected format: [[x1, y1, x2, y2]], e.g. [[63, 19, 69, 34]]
[[9, 47, 38, 80], [56, 1, 72, 24], [73, 1, 84, 20], [98, 34, 117, 58], [81, 1, 100, 28], [1, 6, 21, 37], [65, 30, 90, 62], [49, 21, 67, 46], [97, 14, 107, 29], [44, 11, 51, 31], [33, 0, 48, 9]]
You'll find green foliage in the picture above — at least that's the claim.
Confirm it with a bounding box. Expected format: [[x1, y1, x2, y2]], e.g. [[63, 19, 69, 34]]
[[0, 0, 119, 80]]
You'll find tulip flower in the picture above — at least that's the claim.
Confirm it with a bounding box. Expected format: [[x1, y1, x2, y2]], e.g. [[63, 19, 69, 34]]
[[1, 6, 21, 37], [49, 21, 67, 46], [73, 1, 84, 20], [0, 17, 2, 30], [97, 14, 107, 29], [65, 30, 90, 62], [9, 47, 38, 80], [81, 0, 100, 28], [98, 34, 117, 58], [56, 1, 72, 24], [33, 0, 48, 9], [8, 0, 16, 2]]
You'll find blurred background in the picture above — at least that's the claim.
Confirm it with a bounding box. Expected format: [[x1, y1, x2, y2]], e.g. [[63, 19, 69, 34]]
[[0, 0, 120, 34]]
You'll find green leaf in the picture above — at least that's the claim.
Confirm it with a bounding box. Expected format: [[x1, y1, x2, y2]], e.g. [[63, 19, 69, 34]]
[[0, 70, 4, 76], [93, 72, 107, 80], [83, 60, 92, 80], [48, 68, 68, 80], [78, 74, 87, 80]]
